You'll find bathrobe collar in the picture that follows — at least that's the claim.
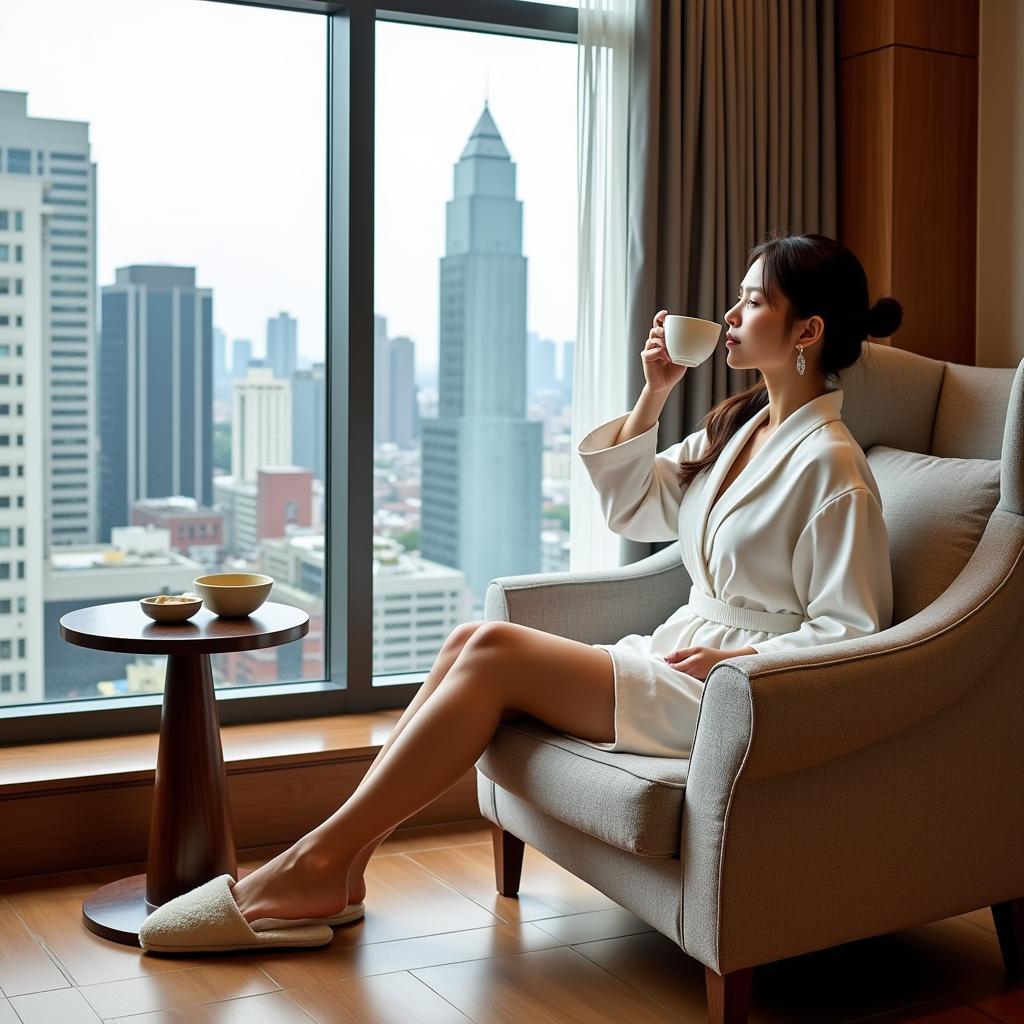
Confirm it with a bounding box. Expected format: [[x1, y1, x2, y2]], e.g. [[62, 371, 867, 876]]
[[697, 387, 845, 590]]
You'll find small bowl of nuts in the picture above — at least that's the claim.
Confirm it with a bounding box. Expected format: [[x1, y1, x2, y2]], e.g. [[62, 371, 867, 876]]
[[140, 592, 204, 624]]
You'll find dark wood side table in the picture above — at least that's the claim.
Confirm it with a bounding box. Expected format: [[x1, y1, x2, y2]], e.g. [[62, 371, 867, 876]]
[[58, 600, 309, 946]]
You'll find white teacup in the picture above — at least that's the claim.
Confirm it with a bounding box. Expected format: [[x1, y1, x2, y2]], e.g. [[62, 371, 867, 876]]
[[663, 315, 723, 366]]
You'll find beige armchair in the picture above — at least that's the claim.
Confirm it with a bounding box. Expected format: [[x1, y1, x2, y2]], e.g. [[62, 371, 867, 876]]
[[475, 342, 1024, 1024]]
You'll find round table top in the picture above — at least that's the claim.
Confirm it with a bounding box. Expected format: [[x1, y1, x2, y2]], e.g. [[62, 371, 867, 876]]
[[58, 600, 310, 655]]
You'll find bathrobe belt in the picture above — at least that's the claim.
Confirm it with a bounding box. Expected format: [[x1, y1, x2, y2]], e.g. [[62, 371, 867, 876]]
[[687, 585, 805, 635]]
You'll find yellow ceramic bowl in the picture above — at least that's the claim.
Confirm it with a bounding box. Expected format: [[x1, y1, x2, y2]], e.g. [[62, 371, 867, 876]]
[[192, 573, 274, 617], [140, 595, 204, 623]]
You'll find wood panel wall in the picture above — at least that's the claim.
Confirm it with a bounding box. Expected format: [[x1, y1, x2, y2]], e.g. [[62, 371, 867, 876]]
[[838, 0, 979, 365], [0, 758, 482, 881], [0, 715, 485, 881]]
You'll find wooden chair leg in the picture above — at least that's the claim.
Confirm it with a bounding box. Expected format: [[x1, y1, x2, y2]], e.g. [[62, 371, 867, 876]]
[[704, 965, 755, 1024], [490, 823, 525, 897], [992, 897, 1024, 980]]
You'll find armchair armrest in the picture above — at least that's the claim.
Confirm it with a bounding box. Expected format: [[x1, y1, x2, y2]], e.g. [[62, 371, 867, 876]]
[[691, 509, 1024, 784], [485, 542, 691, 644]]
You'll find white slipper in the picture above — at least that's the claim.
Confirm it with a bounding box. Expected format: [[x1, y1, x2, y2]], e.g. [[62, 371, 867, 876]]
[[249, 900, 365, 932], [138, 874, 333, 954]]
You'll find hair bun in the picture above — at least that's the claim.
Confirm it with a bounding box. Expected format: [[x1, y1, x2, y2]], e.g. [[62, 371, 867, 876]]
[[867, 296, 903, 338]]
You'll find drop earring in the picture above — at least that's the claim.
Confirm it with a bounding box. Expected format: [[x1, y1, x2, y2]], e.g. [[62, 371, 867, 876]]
[[795, 344, 806, 376]]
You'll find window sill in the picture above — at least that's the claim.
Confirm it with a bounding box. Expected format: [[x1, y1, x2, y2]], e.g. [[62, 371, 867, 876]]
[[0, 708, 405, 796], [0, 709, 484, 880]]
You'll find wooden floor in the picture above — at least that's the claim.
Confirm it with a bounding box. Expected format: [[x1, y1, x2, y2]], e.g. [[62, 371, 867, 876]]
[[0, 821, 1021, 1023]]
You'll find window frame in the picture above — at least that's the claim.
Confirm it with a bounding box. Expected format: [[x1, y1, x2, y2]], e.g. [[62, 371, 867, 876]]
[[0, 0, 577, 745]]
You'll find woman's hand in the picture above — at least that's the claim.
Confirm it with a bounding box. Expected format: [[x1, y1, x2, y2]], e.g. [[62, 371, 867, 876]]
[[661, 646, 756, 682], [642, 309, 689, 395]]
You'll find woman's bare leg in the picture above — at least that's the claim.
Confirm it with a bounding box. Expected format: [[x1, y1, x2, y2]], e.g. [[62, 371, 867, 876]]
[[231, 622, 615, 924], [343, 620, 491, 902]]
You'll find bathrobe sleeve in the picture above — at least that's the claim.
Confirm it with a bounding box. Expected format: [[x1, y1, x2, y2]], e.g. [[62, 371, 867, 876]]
[[577, 412, 707, 543], [748, 487, 894, 655]]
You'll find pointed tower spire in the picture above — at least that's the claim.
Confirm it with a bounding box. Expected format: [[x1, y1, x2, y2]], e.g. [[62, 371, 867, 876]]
[[459, 103, 510, 160]]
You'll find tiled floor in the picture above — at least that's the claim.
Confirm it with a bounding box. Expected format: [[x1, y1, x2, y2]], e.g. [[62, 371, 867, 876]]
[[0, 821, 1020, 1023]]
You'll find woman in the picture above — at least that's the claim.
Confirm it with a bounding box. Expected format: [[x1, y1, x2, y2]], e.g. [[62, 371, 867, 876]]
[[140, 231, 901, 953], [564, 231, 900, 757]]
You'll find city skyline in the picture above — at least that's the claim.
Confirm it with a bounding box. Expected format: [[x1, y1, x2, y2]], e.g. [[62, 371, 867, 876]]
[[0, 2, 578, 708], [3, 0, 577, 375], [0, 104, 576, 702]]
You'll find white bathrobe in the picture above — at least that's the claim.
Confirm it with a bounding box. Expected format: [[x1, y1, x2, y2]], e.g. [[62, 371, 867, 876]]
[[565, 387, 894, 758]]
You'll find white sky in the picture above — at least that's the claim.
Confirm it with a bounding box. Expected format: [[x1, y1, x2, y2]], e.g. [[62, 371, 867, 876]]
[[1, 0, 577, 379]]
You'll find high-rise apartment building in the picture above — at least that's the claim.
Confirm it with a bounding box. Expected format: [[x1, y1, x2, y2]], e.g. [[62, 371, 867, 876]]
[[0, 174, 46, 704], [98, 265, 214, 541], [0, 90, 98, 549], [232, 366, 291, 483]]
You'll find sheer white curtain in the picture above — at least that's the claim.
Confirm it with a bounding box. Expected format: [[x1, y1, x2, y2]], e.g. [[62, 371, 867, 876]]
[[571, 0, 638, 572]]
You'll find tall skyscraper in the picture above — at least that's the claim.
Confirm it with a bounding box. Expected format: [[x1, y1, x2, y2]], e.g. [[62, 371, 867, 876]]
[[0, 90, 98, 549], [292, 362, 325, 480], [421, 103, 542, 608], [232, 366, 291, 483], [561, 339, 574, 401], [0, 174, 46, 705], [98, 265, 214, 542], [232, 338, 252, 380], [374, 325, 417, 448], [266, 311, 297, 380]]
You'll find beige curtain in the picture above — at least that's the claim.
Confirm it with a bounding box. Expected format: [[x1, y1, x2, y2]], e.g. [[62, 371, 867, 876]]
[[620, 0, 838, 565], [573, 0, 640, 573]]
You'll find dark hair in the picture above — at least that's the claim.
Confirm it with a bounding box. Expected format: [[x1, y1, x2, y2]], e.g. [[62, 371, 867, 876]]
[[677, 231, 903, 488]]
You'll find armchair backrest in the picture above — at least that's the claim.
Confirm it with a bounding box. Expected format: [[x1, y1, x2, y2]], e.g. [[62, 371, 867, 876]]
[[838, 344, 1024, 623], [839, 342, 1019, 464]]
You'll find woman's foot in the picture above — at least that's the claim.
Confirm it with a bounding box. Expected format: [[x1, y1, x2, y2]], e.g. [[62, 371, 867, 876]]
[[231, 840, 353, 926], [349, 875, 367, 904]]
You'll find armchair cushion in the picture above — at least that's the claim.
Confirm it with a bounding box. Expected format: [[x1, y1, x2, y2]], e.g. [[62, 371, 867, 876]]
[[866, 445, 1001, 622], [475, 717, 688, 857]]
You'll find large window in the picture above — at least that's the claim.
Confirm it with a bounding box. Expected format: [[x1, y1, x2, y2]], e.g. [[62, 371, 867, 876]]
[[0, 0, 577, 740], [371, 22, 576, 685], [0, 0, 326, 711]]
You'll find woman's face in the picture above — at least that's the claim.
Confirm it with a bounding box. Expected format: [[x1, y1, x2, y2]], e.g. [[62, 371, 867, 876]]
[[722, 257, 791, 372]]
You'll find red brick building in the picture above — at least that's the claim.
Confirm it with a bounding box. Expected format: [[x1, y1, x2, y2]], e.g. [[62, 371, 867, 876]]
[[131, 497, 223, 558]]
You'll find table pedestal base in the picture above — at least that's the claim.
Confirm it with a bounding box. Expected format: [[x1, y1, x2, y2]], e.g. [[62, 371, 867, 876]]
[[83, 866, 256, 946], [84, 652, 240, 947], [82, 874, 151, 946]]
